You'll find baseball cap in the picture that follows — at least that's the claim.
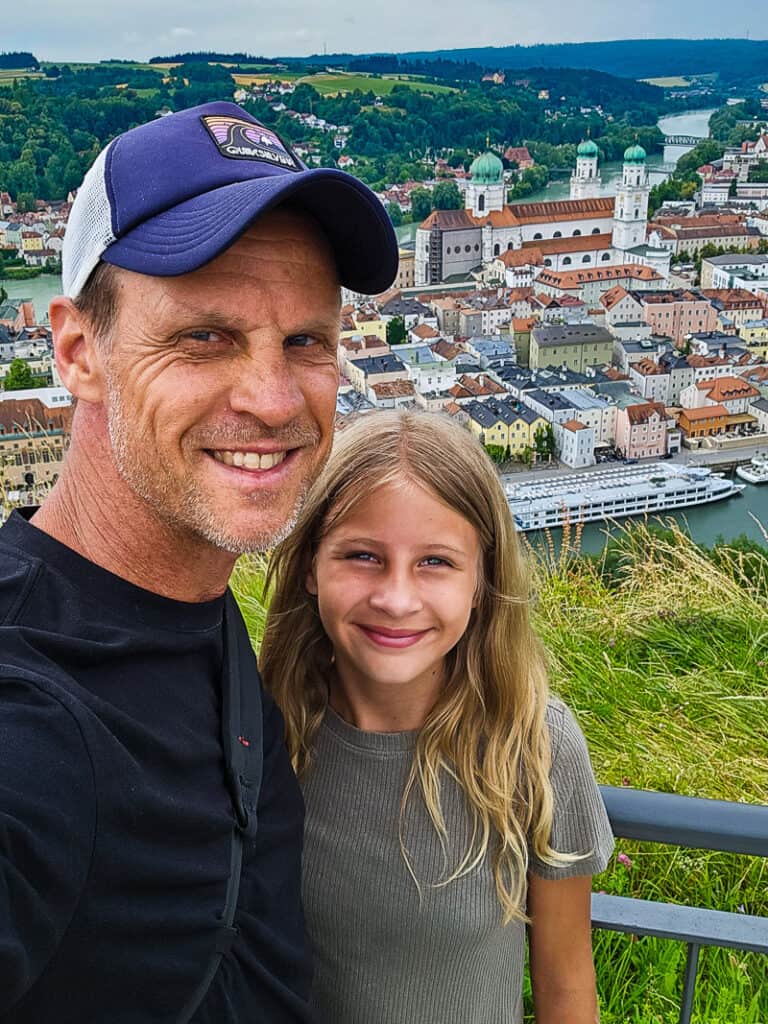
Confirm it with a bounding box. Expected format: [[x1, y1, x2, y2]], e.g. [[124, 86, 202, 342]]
[[62, 101, 399, 298]]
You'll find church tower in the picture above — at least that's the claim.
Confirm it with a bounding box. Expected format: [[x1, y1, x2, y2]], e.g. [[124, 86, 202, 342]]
[[465, 150, 505, 217], [612, 142, 650, 253], [569, 137, 601, 200]]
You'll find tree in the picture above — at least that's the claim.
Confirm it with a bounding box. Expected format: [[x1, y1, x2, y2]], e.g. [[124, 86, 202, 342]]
[[15, 192, 36, 214], [410, 187, 432, 222], [386, 316, 407, 345], [485, 443, 506, 463], [431, 180, 462, 210], [3, 359, 35, 391], [386, 201, 403, 227]]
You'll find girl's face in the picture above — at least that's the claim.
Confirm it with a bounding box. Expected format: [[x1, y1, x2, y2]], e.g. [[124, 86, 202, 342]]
[[307, 480, 481, 700]]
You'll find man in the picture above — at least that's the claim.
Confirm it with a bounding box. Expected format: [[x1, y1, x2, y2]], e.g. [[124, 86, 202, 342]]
[[0, 101, 397, 1021]]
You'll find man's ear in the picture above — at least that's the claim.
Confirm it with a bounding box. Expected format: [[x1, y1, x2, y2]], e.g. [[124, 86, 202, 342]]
[[49, 297, 107, 403]]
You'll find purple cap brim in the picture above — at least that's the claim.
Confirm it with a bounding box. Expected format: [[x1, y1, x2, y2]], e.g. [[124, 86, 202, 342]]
[[101, 167, 398, 295]]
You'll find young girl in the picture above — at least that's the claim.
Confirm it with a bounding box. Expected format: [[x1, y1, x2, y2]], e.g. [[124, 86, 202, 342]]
[[261, 409, 613, 1024]]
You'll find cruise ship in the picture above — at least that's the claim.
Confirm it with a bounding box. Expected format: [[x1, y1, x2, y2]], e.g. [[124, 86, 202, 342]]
[[505, 463, 745, 532]]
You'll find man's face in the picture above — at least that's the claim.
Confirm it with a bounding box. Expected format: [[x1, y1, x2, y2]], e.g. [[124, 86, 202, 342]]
[[99, 209, 341, 554]]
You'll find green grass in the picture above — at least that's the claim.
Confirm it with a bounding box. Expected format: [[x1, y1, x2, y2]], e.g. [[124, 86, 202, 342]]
[[297, 72, 457, 97], [232, 520, 767, 1023]]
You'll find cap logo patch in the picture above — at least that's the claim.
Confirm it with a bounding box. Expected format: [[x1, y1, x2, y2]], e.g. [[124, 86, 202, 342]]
[[201, 115, 300, 170]]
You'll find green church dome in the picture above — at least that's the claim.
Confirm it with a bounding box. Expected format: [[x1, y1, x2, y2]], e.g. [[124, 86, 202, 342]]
[[577, 138, 599, 158], [469, 150, 504, 184], [623, 142, 647, 163]]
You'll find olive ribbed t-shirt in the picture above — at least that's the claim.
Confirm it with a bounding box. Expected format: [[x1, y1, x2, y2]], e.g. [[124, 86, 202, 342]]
[[301, 699, 614, 1024]]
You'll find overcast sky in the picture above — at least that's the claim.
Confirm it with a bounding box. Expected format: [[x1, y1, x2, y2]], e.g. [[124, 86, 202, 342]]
[[6, 0, 768, 62]]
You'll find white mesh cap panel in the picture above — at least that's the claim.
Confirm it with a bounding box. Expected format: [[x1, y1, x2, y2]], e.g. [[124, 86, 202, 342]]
[[62, 143, 117, 298]]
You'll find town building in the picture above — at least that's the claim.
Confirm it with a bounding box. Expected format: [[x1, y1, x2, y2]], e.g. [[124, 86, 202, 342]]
[[0, 397, 72, 494], [554, 419, 595, 468], [529, 323, 614, 372], [415, 143, 669, 287], [614, 401, 669, 459], [633, 289, 719, 345], [700, 253, 768, 292]]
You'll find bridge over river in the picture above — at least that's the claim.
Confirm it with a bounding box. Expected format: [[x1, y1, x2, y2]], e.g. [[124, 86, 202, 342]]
[[661, 134, 707, 147]]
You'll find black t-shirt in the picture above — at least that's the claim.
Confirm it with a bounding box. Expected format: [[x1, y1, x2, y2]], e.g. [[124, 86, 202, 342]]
[[0, 510, 312, 1022]]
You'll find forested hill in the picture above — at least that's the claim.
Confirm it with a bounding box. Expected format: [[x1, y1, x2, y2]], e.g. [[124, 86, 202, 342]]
[[308, 38, 768, 83]]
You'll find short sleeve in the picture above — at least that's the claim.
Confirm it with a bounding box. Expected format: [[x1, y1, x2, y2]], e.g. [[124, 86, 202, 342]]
[[529, 699, 614, 880], [0, 677, 96, 1012]]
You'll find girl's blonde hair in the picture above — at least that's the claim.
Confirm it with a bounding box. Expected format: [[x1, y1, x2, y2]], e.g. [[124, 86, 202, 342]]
[[261, 409, 566, 923]]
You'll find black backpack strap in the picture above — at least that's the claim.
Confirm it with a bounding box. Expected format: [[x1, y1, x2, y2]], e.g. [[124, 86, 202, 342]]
[[176, 590, 264, 1023]]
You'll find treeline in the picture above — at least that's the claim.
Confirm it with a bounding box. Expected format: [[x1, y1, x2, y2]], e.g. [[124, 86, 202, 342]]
[[348, 55, 487, 82], [0, 52, 39, 70], [148, 51, 281, 65], [397, 38, 768, 85]]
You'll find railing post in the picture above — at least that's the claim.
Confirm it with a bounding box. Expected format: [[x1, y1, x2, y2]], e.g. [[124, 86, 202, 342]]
[[678, 942, 700, 1024]]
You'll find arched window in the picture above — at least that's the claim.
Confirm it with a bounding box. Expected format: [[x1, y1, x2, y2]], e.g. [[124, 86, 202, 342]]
[[493, 243, 500, 256], [573, 229, 581, 236], [553, 231, 562, 238], [582, 254, 591, 263], [563, 256, 572, 266], [478, 194, 485, 212], [634, 208, 639, 218], [601, 252, 611, 261], [507, 242, 514, 250], [533, 232, 543, 240], [592, 226, 600, 234]]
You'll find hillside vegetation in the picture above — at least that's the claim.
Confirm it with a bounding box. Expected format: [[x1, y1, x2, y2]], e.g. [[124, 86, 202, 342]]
[[232, 520, 767, 1024]]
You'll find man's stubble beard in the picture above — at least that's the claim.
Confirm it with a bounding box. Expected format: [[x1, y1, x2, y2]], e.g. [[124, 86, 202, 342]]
[[104, 374, 315, 555]]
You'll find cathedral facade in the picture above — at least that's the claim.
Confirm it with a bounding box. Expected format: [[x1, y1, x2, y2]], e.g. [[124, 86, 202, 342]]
[[414, 142, 670, 287]]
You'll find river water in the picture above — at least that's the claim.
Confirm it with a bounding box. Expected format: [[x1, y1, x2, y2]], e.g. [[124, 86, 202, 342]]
[[513, 108, 716, 205]]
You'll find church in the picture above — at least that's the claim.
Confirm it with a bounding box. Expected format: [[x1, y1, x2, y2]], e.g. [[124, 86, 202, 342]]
[[414, 141, 670, 286]]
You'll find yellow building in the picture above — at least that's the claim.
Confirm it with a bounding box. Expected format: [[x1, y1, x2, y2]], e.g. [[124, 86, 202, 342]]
[[738, 320, 768, 360], [20, 232, 43, 252], [466, 397, 549, 457], [339, 307, 388, 344]]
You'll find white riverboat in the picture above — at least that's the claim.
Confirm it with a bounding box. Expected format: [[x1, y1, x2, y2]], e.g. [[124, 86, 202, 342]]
[[505, 463, 745, 532], [736, 456, 768, 485]]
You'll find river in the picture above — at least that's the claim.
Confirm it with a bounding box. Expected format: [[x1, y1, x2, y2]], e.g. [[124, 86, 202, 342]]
[[571, 474, 768, 554], [513, 108, 716, 205]]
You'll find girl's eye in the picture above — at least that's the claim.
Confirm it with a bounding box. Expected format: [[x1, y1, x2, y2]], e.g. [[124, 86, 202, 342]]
[[345, 551, 378, 562], [421, 556, 452, 568]]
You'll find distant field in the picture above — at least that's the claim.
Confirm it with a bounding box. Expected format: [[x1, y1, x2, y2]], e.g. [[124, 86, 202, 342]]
[[640, 75, 692, 87], [298, 72, 456, 96], [0, 69, 44, 81]]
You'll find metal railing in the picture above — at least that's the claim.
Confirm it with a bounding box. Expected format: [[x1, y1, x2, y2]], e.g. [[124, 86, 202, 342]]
[[592, 786, 768, 1024]]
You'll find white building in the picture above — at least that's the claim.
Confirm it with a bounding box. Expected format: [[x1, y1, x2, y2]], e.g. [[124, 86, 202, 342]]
[[415, 142, 668, 286], [570, 138, 602, 201], [555, 419, 596, 467]]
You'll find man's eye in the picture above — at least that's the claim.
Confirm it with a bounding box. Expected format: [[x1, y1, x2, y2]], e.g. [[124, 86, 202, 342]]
[[286, 334, 319, 348], [183, 330, 226, 344]]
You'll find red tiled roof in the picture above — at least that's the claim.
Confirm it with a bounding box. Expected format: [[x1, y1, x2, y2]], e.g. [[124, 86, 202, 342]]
[[522, 233, 613, 256]]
